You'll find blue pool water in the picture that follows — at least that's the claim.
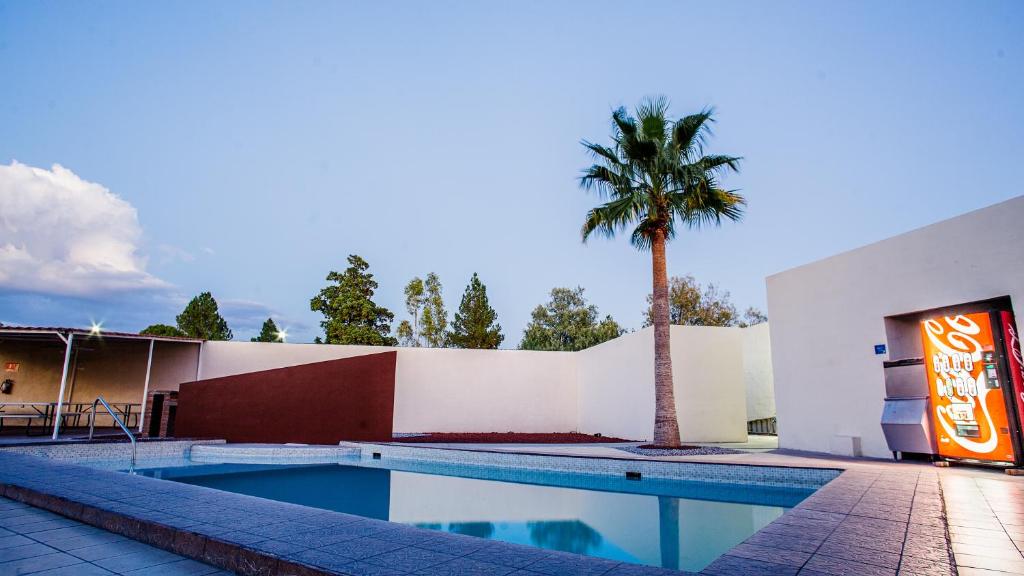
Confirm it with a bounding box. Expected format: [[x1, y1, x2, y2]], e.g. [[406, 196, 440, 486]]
[[137, 458, 816, 572]]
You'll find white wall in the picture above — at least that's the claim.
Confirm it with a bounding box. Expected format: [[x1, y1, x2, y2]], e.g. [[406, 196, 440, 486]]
[[576, 326, 749, 443], [742, 323, 775, 421], [198, 324, 770, 442], [199, 342, 578, 434], [767, 195, 1024, 458]]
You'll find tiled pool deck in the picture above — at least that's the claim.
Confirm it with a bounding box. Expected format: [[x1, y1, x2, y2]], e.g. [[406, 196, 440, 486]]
[[1, 443, 1022, 576], [0, 495, 229, 575]]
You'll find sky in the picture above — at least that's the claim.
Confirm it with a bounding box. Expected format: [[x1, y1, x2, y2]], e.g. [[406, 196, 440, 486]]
[[0, 1, 1022, 344]]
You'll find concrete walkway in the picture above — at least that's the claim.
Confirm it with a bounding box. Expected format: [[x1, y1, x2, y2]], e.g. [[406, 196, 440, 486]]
[[0, 496, 231, 575]]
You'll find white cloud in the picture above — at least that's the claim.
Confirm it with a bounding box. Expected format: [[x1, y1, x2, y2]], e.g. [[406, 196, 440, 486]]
[[0, 161, 169, 297]]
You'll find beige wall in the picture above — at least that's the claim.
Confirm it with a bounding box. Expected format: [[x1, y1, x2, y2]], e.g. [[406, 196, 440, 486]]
[[767, 195, 1024, 458], [0, 340, 67, 403], [199, 324, 766, 442], [742, 323, 775, 421], [576, 326, 749, 442]]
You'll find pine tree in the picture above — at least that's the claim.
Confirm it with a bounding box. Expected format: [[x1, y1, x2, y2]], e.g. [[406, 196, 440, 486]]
[[176, 292, 232, 340], [310, 255, 397, 346], [448, 273, 503, 349], [420, 273, 448, 348], [251, 318, 282, 342]]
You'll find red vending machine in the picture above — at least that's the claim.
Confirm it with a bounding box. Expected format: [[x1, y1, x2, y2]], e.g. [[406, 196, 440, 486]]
[[920, 310, 1024, 465]]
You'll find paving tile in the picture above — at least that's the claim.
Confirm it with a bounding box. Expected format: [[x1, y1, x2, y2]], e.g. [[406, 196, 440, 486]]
[[414, 556, 518, 576], [0, 542, 59, 563], [342, 560, 411, 576], [816, 542, 900, 569], [28, 564, 116, 575], [287, 548, 354, 572], [725, 543, 811, 567], [319, 536, 406, 560], [801, 554, 896, 576], [363, 547, 459, 573], [92, 547, 190, 572], [701, 553, 798, 575], [68, 540, 161, 562], [123, 558, 225, 575], [0, 535, 35, 551], [955, 553, 1024, 574], [0, 551, 84, 574]]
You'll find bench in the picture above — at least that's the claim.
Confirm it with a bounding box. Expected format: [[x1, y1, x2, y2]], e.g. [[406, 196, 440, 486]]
[[0, 413, 48, 435]]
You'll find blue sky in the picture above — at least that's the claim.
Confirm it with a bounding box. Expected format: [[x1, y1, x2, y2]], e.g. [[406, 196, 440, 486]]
[[0, 1, 1021, 343]]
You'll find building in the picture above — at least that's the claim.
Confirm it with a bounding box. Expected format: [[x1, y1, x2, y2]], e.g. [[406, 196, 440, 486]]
[[767, 195, 1024, 460]]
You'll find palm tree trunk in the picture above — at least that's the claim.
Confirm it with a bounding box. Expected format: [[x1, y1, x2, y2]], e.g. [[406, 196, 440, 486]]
[[651, 228, 682, 447]]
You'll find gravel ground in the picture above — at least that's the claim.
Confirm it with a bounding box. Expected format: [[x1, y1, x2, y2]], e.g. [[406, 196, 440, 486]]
[[616, 445, 742, 456]]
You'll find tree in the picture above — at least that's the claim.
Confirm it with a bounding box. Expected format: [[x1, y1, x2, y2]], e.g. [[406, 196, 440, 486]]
[[739, 307, 768, 327], [520, 287, 624, 351], [448, 273, 503, 349], [642, 276, 767, 328], [310, 255, 397, 346], [251, 318, 283, 342], [419, 273, 449, 348], [176, 292, 232, 340], [398, 277, 426, 347], [396, 320, 416, 346], [580, 97, 744, 447], [140, 324, 185, 338]]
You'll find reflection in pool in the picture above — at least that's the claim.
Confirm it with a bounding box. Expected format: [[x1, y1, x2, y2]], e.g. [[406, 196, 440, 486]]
[[140, 460, 814, 571]]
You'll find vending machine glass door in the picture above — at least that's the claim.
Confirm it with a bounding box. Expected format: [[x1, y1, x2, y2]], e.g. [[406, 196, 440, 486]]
[[921, 312, 1018, 464]]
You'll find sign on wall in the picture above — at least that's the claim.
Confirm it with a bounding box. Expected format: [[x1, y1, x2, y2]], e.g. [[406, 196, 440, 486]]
[[921, 313, 1016, 463]]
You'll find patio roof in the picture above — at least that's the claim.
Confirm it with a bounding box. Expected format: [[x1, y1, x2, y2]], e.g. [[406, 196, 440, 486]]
[[0, 326, 203, 345]]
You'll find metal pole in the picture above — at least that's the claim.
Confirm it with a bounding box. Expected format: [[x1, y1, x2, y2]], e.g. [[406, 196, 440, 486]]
[[137, 339, 155, 433], [51, 333, 74, 440]]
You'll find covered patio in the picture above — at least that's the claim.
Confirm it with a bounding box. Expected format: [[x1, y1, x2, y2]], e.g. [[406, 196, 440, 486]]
[[0, 326, 202, 439]]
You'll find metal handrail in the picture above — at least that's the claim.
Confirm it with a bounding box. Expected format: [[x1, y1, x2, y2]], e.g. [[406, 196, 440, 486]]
[[88, 396, 137, 472]]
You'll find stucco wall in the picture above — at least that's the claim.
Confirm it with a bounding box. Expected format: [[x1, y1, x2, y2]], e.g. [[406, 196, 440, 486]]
[[767, 195, 1024, 458], [742, 323, 775, 421], [198, 342, 578, 434], [575, 326, 749, 442], [196, 324, 768, 441]]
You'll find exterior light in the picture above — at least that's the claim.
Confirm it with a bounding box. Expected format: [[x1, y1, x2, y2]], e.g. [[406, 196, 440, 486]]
[[276, 329, 288, 342], [89, 322, 102, 335]]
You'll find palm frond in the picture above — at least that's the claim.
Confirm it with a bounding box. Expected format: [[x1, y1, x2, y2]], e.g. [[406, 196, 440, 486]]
[[671, 108, 715, 157], [637, 95, 669, 143]]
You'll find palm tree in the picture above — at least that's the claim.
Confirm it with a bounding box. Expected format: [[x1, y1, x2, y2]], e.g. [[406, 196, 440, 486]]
[[580, 96, 744, 447]]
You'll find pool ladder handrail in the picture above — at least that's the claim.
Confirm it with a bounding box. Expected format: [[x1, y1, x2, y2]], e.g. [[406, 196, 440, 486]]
[[87, 396, 137, 472]]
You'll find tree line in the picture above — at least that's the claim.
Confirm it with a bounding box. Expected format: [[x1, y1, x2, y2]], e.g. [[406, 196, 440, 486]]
[[139, 256, 764, 350]]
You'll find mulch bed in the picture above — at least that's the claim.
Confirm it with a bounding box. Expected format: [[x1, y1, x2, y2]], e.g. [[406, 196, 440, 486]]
[[617, 445, 741, 456], [391, 432, 635, 443]]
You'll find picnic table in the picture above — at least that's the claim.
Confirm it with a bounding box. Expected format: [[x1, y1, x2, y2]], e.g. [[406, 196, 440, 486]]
[[0, 402, 142, 435], [0, 402, 53, 435]]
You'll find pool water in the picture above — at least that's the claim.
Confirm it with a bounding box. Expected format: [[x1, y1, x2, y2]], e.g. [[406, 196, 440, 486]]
[[138, 459, 815, 572]]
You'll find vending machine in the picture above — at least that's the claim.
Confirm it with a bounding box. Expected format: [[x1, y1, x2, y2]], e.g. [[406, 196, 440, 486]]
[[920, 310, 1024, 466]]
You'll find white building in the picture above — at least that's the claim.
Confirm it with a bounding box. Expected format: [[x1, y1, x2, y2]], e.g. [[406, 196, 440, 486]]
[[767, 196, 1024, 459]]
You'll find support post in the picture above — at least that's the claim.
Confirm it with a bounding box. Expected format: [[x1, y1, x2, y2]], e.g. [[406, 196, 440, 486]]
[[138, 339, 155, 433], [51, 333, 74, 440]]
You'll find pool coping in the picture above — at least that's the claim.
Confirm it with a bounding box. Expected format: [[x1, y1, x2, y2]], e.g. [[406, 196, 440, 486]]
[[0, 444, 956, 576]]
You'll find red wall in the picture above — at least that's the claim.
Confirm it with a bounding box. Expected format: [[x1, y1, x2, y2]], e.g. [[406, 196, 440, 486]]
[[175, 351, 396, 444]]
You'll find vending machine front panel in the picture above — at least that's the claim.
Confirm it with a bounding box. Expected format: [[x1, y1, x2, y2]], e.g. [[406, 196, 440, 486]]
[[921, 312, 1018, 464]]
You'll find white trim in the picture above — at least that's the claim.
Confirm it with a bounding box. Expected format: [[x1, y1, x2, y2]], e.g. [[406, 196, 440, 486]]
[[51, 333, 74, 440], [138, 339, 155, 433]]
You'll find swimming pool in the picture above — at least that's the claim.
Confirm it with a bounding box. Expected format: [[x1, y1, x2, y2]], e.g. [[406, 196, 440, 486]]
[[133, 455, 819, 572]]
